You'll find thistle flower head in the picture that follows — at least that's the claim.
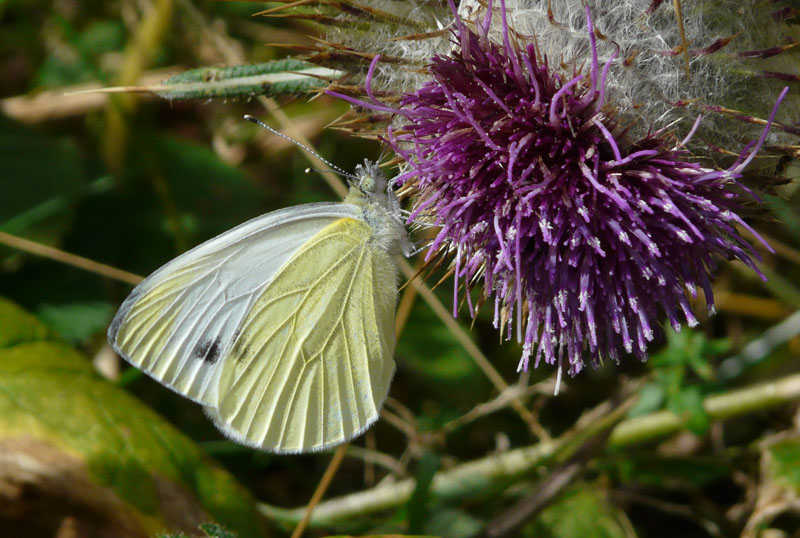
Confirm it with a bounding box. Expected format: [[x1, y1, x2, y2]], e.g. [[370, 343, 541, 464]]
[[333, 1, 787, 381]]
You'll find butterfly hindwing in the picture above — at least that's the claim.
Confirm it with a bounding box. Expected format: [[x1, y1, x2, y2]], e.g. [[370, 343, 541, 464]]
[[209, 216, 398, 453], [108, 203, 360, 406]]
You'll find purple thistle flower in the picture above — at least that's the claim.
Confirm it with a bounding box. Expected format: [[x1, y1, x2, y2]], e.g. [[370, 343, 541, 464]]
[[332, 0, 787, 386]]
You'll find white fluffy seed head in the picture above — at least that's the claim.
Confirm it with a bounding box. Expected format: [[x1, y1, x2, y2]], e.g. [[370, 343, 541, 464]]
[[463, 0, 797, 150], [320, 0, 798, 155]]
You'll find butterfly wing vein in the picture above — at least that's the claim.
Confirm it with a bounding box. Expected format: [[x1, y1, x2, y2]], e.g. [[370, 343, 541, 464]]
[[108, 204, 360, 407]]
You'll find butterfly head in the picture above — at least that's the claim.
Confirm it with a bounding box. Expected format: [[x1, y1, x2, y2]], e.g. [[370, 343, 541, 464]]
[[348, 160, 412, 257], [353, 160, 387, 196], [348, 160, 395, 211]]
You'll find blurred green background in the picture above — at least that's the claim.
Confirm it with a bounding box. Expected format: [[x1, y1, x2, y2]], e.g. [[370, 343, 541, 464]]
[[1, 1, 800, 537]]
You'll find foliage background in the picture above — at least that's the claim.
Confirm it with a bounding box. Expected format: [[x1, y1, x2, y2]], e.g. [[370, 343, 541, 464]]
[[1, 1, 800, 537]]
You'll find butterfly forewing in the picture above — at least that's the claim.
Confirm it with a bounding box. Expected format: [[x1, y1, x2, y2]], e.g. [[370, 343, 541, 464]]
[[211, 217, 397, 453], [108, 203, 359, 406]]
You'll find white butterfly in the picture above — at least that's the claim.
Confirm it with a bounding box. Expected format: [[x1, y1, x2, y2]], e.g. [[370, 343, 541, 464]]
[[108, 144, 410, 453]]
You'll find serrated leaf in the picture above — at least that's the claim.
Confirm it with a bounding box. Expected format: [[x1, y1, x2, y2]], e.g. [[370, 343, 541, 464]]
[[0, 297, 268, 538]]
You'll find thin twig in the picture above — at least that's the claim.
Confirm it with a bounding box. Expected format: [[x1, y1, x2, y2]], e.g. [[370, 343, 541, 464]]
[[673, 0, 691, 78], [395, 258, 422, 336], [441, 379, 553, 434], [608, 490, 724, 537], [258, 372, 800, 526], [744, 227, 800, 267], [290, 443, 348, 538], [346, 445, 406, 477], [396, 258, 542, 434], [490, 461, 584, 537], [0, 231, 143, 286], [380, 407, 418, 440], [482, 390, 635, 537], [718, 310, 800, 380]]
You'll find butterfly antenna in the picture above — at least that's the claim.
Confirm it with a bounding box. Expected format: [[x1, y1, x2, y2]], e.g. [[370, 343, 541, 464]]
[[243, 115, 350, 177]]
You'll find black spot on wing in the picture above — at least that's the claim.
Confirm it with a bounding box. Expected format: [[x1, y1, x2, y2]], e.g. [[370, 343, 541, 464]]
[[194, 338, 221, 364], [230, 328, 250, 363]]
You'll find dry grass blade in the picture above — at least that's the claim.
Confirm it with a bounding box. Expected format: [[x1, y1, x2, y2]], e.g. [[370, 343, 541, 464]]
[[744, 227, 800, 267], [0, 231, 143, 286], [396, 258, 543, 435], [253, 0, 317, 16], [394, 259, 421, 336], [290, 443, 348, 538], [441, 380, 555, 435], [346, 445, 406, 477], [672, 0, 691, 78], [713, 292, 790, 320], [102, 0, 175, 174], [1, 69, 173, 123]]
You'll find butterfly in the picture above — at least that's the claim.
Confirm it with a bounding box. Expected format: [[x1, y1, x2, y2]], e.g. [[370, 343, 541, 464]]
[[108, 128, 410, 453]]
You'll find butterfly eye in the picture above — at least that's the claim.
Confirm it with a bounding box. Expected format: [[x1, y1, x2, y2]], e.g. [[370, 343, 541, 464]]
[[360, 174, 376, 193]]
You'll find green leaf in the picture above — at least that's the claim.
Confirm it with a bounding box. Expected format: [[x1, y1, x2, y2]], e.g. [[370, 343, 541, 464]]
[[0, 297, 268, 538], [36, 301, 114, 344], [766, 438, 800, 494], [0, 294, 54, 347], [35, 14, 118, 86], [0, 114, 88, 246], [667, 385, 710, 435], [424, 508, 483, 538], [149, 134, 266, 242], [628, 382, 665, 417], [523, 485, 630, 538], [748, 436, 800, 530], [641, 328, 729, 427], [70, 131, 268, 279]]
